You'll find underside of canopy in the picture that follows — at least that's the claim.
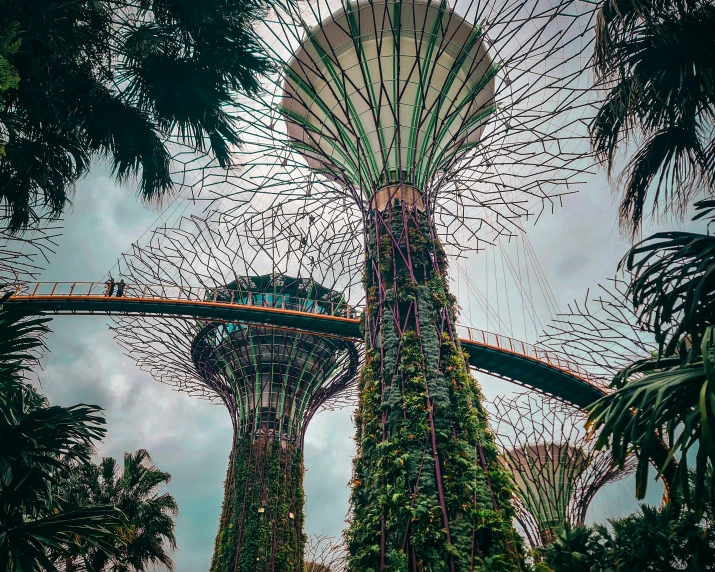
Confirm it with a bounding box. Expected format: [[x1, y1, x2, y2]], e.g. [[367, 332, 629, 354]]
[[282, 0, 497, 195]]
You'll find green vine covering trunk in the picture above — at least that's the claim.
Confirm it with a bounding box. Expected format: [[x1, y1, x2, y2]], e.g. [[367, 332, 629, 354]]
[[347, 204, 525, 571], [211, 434, 305, 572]]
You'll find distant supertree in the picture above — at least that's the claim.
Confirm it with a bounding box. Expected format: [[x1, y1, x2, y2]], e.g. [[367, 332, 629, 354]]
[[113, 212, 360, 571], [153, 0, 604, 566], [489, 392, 635, 548]]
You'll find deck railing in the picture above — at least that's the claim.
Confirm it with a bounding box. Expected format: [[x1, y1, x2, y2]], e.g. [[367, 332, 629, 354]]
[[5, 281, 357, 318], [457, 325, 609, 392]]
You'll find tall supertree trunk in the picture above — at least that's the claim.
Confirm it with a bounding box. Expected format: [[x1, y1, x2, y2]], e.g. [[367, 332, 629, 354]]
[[347, 193, 524, 571], [211, 434, 305, 572]]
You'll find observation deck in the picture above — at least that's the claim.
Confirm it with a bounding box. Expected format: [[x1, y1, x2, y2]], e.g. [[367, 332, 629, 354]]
[[4, 282, 609, 409]]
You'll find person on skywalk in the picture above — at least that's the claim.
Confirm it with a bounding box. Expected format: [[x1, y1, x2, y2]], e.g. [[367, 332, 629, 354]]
[[116, 279, 126, 297], [105, 277, 115, 297]]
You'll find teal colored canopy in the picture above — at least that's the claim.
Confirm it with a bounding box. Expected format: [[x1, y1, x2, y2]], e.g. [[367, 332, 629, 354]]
[[193, 274, 358, 444], [210, 274, 347, 316]]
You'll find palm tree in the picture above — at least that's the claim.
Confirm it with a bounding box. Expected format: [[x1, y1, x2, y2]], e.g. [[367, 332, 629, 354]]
[[587, 200, 715, 511], [590, 0, 715, 235], [541, 523, 607, 572], [0, 0, 275, 231], [60, 449, 178, 571], [0, 294, 124, 570]]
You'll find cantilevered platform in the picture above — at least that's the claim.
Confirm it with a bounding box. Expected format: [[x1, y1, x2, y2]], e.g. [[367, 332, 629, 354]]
[[5, 282, 608, 409]]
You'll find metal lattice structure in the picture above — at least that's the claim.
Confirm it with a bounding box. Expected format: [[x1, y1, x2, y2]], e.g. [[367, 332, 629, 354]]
[[112, 213, 360, 571], [489, 392, 635, 549], [305, 536, 349, 572], [0, 206, 61, 284], [537, 277, 658, 383], [174, 0, 600, 261]]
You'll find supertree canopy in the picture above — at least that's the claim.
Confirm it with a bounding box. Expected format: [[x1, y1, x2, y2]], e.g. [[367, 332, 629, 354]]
[[489, 392, 635, 549], [537, 277, 658, 384], [281, 0, 497, 194], [0, 204, 61, 284], [113, 214, 359, 572], [128, 0, 599, 568], [190, 274, 357, 445]]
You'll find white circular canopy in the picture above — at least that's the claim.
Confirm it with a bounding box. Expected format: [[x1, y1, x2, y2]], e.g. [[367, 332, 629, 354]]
[[282, 0, 496, 195]]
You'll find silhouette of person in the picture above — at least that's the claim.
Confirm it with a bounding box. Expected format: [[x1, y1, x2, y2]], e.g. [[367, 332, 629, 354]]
[[105, 277, 115, 297], [116, 279, 125, 297]]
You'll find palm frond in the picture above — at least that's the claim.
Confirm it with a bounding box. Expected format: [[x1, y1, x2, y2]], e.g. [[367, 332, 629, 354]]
[[622, 227, 715, 353]]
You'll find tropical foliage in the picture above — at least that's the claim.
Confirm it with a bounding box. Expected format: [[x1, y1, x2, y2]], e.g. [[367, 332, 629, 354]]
[[0, 0, 274, 230], [588, 201, 715, 509], [591, 0, 715, 234], [211, 435, 305, 572], [0, 294, 124, 570], [0, 21, 21, 156], [57, 449, 178, 571], [541, 500, 715, 571]]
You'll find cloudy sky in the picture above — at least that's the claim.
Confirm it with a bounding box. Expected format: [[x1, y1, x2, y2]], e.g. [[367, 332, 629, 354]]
[[23, 153, 703, 569]]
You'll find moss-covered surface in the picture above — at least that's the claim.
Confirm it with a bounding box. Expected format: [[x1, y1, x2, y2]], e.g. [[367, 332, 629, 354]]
[[347, 205, 525, 571], [211, 434, 305, 572]]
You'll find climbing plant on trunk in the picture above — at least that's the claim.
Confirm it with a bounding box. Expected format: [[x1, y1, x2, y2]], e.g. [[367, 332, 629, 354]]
[[347, 197, 525, 571]]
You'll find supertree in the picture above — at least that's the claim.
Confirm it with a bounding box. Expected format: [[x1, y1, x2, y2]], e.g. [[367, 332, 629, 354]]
[[112, 212, 360, 571], [148, 0, 601, 567], [489, 392, 635, 549], [155, 0, 603, 568]]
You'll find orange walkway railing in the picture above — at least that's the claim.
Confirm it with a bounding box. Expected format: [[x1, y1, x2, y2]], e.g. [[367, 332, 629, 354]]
[[457, 325, 610, 393], [7, 281, 356, 318]]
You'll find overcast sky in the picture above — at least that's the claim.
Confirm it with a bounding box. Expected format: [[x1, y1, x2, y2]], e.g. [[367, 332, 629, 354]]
[[27, 153, 703, 570]]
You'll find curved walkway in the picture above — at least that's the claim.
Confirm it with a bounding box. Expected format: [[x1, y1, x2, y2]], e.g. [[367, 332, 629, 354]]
[[5, 282, 608, 408]]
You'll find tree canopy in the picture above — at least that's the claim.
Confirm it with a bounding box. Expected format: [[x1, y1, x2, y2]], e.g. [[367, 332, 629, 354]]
[[587, 201, 715, 511], [0, 0, 274, 231], [0, 294, 125, 570], [591, 0, 715, 234]]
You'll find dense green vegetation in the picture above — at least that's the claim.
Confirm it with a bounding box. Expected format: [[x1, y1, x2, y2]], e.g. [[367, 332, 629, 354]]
[[0, 294, 177, 571], [347, 210, 525, 571], [211, 435, 305, 572], [0, 0, 274, 230], [0, 294, 121, 570], [540, 493, 715, 571], [0, 22, 20, 157]]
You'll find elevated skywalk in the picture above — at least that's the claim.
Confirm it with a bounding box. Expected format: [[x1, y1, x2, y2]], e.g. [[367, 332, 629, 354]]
[[5, 282, 609, 409]]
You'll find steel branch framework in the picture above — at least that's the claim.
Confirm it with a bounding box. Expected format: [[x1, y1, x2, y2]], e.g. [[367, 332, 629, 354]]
[[169, 0, 600, 261], [305, 536, 349, 572], [489, 392, 635, 549], [0, 205, 62, 284], [537, 277, 658, 383]]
